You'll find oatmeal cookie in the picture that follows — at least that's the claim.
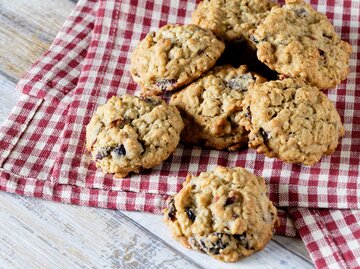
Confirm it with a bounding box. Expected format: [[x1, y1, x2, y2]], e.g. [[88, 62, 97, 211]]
[[241, 79, 345, 165], [170, 65, 266, 150], [164, 166, 278, 262], [192, 0, 277, 43], [86, 95, 184, 178], [130, 24, 225, 96], [251, 0, 352, 89]]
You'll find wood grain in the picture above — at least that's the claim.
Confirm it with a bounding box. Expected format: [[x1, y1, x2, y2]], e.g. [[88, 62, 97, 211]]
[[0, 0, 313, 268], [0, 193, 200, 269], [0, 1, 74, 79]]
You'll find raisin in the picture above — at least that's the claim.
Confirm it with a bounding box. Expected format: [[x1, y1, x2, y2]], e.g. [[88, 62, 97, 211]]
[[199, 233, 230, 255], [224, 196, 237, 206], [233, 233, 246, 241], [259, 127, 270, 143], [185, 207, 196, 222], [156, 79, 176, 91], [294, 8, 307, 17], [166, 197, 177, 221], [225, 192, 243, 206], [234, 233, 250, 249], [113, 144, 126, 156], [96, 146, 113, 160]]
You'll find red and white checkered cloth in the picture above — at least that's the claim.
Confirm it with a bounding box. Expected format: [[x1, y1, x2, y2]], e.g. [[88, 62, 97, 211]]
[[0, 0, 359, 268]]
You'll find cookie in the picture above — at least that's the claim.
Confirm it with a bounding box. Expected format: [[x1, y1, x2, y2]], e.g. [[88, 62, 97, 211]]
[[86, 95, 184, 178], [241, 78, 345, 165], [170, 65, 266, 150], [164, 166, 278, 262], [251, 0, 352, 89], [130, 24, 225, 96], [192, 0, 277, 43]]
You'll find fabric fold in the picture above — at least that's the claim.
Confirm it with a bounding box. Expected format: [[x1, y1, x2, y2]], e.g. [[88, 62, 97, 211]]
[[290, 208, 360, 269]]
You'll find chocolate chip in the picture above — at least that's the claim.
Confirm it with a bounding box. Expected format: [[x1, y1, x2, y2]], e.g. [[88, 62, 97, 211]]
[[113, 144, 126, 156], [96, 146, 113, 160], [156, 79, 176, 91], [259, 127, 270, 142], [167, 197, 177, 221], [294, 8, 307, 17], [185, 207, 196, 222], [199, 233, 229, 255]]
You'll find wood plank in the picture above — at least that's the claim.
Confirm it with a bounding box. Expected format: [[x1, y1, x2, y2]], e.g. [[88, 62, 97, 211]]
[[273, 235, 312, 263], [0, 188, 313, 269], [0, 0, 75, 79], [0, 0, 313, 268], [0, 192, 200, 269], [0, 74, 19, 124]]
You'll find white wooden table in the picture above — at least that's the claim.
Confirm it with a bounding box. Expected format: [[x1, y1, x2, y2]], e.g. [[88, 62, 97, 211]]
[[0, 1, 314, 268]]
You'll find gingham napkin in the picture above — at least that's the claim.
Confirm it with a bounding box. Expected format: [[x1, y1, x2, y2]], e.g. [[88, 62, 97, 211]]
[[0, 0, 359, 268]]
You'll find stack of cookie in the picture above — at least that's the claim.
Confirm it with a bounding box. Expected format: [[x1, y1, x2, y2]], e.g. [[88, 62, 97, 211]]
[[129, 0, 351, 166], [86, 0, 351, 262]]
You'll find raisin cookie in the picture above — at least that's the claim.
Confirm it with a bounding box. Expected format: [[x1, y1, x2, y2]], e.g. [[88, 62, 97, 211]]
[[241, 79, 345, 165], [170, 65, 266, 150], [251, 0, 352, 89], [164, 166, 278, 262], [86, 95, 184, 178], [192, 0, 277, 43], [130, 24, 225, 96]]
